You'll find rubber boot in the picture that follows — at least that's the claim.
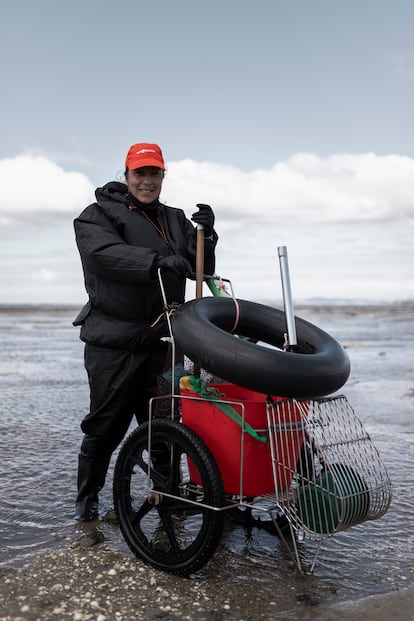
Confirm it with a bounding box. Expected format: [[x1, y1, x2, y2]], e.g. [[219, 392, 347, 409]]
[[74, 453, 110, 522]]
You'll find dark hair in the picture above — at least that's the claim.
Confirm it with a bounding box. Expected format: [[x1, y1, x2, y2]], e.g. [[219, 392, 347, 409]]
[[125, 167, 165, 178]]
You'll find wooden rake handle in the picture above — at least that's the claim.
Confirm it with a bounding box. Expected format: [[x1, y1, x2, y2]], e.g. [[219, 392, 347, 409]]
[[196, 225, 205, 299]]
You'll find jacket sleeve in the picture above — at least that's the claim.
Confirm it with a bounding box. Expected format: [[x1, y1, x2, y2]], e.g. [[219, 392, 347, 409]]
[[74, 204, 158, 284]]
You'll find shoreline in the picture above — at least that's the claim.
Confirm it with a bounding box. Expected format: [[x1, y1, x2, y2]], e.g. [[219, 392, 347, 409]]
[[0, 300, 413, 313], [1, 544, 413, 621]]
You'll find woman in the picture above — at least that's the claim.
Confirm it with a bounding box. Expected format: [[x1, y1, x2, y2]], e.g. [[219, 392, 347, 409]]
[[73, 142, 217, 522]]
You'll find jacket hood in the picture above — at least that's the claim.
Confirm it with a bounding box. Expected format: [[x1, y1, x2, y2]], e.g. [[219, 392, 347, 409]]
[[95, 181, 130, 207]]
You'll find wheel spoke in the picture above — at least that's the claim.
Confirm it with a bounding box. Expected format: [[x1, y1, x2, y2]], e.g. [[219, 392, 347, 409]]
[[129, 498, 153, 528], [158, 510, 183, 555]]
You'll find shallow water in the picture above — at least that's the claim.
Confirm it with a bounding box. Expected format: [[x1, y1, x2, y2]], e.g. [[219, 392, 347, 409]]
[[0, 302, 413, 612]]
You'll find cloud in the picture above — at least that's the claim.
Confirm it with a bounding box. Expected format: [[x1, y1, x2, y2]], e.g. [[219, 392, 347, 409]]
[[0, 153, 95, 227], [32, 268, 56, 283], [1, 151, 413, 230], [163, 152, 414, 226], [0, 151, 412, 303]]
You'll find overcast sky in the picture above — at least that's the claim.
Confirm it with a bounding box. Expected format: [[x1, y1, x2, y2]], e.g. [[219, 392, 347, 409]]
[[0, 0, 413, 304]]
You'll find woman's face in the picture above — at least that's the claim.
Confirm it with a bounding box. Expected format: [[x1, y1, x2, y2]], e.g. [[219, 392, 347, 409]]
[[126, 166, 164, 204]]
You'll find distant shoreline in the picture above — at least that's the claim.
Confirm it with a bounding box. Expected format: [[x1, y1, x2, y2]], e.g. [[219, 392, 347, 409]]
[[0, 299, 413, 313]]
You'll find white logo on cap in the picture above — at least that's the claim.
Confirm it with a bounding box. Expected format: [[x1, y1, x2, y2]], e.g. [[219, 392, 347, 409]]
[[136, 149, 156, 155]]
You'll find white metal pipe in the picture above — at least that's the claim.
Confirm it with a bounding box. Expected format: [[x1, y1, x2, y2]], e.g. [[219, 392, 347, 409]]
[[277, 246, 297, 348]]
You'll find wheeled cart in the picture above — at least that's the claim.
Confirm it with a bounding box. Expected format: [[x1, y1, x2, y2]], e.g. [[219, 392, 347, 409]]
[[113, 259, 391, 577], [113, 318, 391, 576]]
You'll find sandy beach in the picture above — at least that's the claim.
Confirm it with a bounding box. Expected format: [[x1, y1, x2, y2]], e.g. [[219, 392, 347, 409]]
[[1, 543, 414, 621]]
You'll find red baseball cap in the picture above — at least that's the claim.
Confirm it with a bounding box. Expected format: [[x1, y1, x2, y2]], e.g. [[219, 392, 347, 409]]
[[125, 143, 166, 170]]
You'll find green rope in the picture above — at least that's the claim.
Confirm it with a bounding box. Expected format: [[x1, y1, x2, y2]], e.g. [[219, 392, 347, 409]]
[[187, 376, 267, 443]]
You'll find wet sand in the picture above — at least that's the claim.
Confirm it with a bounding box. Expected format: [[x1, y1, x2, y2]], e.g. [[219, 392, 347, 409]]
[[1, 544, 413, 621]]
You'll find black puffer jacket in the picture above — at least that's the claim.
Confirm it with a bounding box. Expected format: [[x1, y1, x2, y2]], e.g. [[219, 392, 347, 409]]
[[73, 182, 217, 349]]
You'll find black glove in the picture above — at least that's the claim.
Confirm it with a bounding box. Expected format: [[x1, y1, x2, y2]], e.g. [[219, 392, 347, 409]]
[[157, 255, 192, 278], [191, 204, 215, 236]]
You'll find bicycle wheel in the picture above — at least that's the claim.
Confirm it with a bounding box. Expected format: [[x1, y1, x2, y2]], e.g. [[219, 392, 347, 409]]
[[113, 419, 225, 576]]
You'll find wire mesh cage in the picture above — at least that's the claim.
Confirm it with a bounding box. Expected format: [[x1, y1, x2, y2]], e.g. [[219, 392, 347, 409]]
[[266, 395, 392, 539]]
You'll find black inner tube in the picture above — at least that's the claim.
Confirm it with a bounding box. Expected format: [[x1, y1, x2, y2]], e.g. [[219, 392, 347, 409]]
[[171, 297, 350, 399]]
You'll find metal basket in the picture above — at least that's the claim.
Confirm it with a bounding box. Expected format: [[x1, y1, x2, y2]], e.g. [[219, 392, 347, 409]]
[[265, 394, 392, 539]]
